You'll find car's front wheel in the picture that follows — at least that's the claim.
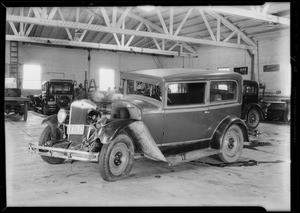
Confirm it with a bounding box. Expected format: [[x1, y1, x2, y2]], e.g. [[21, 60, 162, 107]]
[[218, 124, 244, 163], [246, 108, 260, 129], [38, 125, 65, 164], [99, 134, 134, 181]]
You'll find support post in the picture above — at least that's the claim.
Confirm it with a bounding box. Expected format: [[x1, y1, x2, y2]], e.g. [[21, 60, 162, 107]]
[[87, 49, 91, 92], [246, 49, 255, 81]]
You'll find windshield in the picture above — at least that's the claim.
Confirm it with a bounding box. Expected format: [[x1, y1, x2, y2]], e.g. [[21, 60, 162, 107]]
[[49, 83, 74, 93], [124, 79, 162, 101]]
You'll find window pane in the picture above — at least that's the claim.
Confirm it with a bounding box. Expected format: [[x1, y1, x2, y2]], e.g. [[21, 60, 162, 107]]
[[23, 65, 41, 89], [210, 81, 237, 102], [167, 82, 206, 106], [99, 68, 115, 91], [23, 81, 41, 89]]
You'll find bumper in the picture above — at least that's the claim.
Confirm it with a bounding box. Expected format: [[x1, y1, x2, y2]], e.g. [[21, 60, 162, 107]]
[[28, 143, 99, 162]]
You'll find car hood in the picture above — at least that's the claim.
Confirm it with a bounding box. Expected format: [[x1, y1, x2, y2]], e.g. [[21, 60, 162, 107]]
[[114, 95, 162, 112]]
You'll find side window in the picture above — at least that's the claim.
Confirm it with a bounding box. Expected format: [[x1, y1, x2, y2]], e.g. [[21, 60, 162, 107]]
[[210, 81, 237, 102], [167, 82, 206, 106], [244, 85, 256, 94]]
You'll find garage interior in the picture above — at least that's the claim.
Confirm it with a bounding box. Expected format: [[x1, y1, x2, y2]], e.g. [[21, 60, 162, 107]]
[[3, 3, 293, 210]]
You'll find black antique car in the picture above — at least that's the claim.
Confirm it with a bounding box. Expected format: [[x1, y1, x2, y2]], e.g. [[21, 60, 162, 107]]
[[241, 80, 267, 129], [29, 69, 249, 181], [32, 79, 75, 114]]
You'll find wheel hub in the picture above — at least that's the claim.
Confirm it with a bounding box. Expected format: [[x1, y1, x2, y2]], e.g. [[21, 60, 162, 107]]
[[228, 138, 235, 149], [114, 152, 123, 166]]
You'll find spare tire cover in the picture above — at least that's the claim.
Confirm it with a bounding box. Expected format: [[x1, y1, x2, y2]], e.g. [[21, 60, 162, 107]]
[[57, 96, 71, 109]]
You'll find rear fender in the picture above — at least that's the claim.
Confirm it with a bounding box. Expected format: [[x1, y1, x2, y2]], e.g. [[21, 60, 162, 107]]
[[211, 115, 249, 149], [241, 103, 264, 119], [98, 120, 167, 162]]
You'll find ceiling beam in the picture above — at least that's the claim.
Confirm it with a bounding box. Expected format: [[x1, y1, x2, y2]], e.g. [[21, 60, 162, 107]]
[[199, 9, 216, 41], [6, 35, 194, 57], [114, 8, 165, 33], [174, 8, 193, 36], [125, 22, 143, 46], [204, 10, 257, 46], [206, 6, 290, 25], [156, 8, 169, 34], [7, 15, 256, 50]]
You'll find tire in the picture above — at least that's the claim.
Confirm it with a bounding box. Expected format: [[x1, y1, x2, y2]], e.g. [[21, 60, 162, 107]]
[[38, 125, 65, 164], [99, 134, 134, 181], [246, 108, 260, 129], [218, 124, 244, 163]]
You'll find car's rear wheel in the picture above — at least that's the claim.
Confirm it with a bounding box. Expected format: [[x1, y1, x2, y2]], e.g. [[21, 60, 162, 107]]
[[99, 134, 134, 181], [218, 124, 244, 163], [39, 125, 65, 164], [246, 108, 260, 129]]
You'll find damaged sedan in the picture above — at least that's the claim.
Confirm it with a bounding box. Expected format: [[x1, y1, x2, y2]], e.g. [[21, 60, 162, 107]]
[[29, 68, 249, 181]]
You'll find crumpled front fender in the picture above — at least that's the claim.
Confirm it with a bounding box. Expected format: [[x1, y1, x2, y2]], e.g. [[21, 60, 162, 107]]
[[98, 119, 167, 162]]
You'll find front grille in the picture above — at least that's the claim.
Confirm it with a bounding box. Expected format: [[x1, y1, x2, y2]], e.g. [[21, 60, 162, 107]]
[[68, 105, 89, 143]]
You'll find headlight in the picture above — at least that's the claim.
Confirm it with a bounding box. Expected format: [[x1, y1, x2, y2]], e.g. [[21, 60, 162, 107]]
[[57, 108, 68, 123]]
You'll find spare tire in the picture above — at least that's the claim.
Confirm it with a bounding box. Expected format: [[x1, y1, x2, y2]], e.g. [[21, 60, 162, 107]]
[[57, 96, 71, 109]]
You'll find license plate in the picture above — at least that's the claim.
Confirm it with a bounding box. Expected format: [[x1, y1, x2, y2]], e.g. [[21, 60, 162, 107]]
[[67, 125, 84, 135], [48, 101, 56, 105]]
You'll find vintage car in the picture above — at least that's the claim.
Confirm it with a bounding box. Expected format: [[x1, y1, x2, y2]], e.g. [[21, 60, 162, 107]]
[[29, 69, 249, 181], [241, 80, 267, 129], [32, 79, 75, 114]]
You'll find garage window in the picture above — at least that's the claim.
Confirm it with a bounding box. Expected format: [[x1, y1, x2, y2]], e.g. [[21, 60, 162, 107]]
[[99, 68, 115, 91], [22, 65, 41, 89]]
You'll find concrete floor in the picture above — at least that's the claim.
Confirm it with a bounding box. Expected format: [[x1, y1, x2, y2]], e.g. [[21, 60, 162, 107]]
[[5, 111, 290, 210]]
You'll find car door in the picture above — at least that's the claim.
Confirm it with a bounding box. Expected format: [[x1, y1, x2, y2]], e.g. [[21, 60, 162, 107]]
[[205, 80, 241, 138], [162, 81, 210, 144]]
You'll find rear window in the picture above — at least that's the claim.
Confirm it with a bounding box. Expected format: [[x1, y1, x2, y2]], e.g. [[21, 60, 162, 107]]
[[167, 82, 206, 106], [210, 81, 237, 102]]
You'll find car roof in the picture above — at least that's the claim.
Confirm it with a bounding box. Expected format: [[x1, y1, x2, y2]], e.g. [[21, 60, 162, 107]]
[[121, 68, 242, 85], [42, 79, 74, 84]]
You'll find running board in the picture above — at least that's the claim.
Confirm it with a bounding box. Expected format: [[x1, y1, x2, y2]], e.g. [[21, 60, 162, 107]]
[[166, 148, 220, 166], [28, 143, 99, 162]]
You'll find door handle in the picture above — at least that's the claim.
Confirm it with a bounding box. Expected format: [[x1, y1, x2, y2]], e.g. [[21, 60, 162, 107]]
[[203, 110, 210, 114]]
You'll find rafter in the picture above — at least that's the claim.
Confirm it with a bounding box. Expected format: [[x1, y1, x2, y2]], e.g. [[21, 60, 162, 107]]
[[125, 22, 144, 46], [199, 9, 216, 41], [169, 7, 174, 35], [145, 24, 161, 50], [48, 7, 58, 19], [204, 10, 256, 46], [174, 8, 193, 36], [261, 3, 271, 14], [156, 8, 169, 34], [116, 7, 131, 28], [7, 14, 257, 50], [6, 35, 194, 57], [206, 6, 290, 25], [57, 8, 73, 41]]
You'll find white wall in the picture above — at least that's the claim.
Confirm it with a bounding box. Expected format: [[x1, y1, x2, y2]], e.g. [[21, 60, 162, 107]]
[[158, 45, 252, 80], [6, 41, 159, 96]]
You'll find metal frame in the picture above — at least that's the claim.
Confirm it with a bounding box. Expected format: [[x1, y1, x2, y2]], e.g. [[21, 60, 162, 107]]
[[6, 5, 289, 56]]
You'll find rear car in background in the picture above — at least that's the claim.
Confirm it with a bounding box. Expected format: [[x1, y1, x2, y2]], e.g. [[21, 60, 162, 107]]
[[29, 69, 249, 181], [32, 79, 75, 115], [241, 80, 267, 129]]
